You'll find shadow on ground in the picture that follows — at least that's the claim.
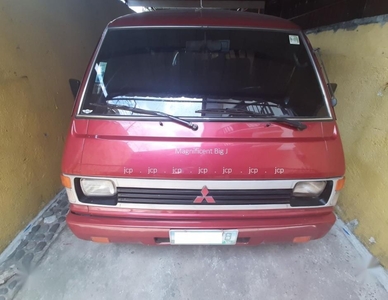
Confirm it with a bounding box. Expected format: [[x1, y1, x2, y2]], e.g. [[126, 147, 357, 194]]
[[13, 221, 388, 300]]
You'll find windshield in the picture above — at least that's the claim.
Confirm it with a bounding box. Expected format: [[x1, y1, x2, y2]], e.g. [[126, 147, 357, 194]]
[[79, 28, 330, 119]]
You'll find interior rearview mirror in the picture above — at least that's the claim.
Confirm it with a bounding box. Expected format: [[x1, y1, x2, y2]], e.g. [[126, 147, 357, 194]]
[[69, 79, 81, 100]]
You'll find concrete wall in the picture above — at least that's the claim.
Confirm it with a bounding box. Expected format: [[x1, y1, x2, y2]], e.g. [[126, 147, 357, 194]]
[[308, 17, 388, 267], [0, 0, 129, 253]]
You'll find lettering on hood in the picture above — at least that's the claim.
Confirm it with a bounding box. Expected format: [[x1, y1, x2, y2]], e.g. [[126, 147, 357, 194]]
[[175, 148, 228, 156]]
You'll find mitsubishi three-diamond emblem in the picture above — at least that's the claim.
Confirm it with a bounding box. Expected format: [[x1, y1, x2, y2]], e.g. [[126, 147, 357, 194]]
[[193, 186, 215, 203]]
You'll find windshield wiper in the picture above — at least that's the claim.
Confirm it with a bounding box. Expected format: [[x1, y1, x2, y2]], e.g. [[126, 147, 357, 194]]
[[266, 117, 307, 131], [91, 103, 198, 131], [195, 108, 307, 131]]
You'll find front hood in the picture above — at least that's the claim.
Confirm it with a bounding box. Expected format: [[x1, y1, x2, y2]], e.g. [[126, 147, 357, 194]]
[[62, 119, 345, 180]]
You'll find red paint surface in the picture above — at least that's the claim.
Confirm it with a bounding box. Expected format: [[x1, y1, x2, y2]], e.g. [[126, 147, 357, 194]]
[[109, 9, 300, 30], [67, 206, 335, 245], [62, 119, 345, 179], [62, 10, 345, 244]]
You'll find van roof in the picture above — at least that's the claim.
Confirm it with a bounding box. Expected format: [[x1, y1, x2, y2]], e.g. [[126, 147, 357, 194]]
[[109, 9, 300, 31]]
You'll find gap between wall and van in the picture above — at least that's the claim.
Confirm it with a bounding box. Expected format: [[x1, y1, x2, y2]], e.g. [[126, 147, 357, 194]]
[[0, 190, 69, 299]]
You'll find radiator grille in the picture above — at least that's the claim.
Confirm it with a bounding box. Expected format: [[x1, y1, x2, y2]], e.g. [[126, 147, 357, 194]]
[[117, 187, 293, 205]]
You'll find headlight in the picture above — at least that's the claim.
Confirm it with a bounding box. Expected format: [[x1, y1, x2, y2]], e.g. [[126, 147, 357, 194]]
[[80, 179, 116, 196], [293, 181, 327, 197]]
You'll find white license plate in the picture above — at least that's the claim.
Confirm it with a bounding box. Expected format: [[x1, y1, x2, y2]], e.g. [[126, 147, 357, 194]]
[[169, 230, 238, 245]]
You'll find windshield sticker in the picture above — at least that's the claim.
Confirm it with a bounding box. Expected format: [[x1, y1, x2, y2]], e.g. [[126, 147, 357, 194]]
[[289, 35, 300, 45], [82, 109, 93, 114]]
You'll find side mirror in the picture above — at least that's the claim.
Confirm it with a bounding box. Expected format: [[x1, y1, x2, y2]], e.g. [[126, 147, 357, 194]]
[[69, 79, 81, 100], [328, 83, 338, 107], [329, 83, 337, 93]]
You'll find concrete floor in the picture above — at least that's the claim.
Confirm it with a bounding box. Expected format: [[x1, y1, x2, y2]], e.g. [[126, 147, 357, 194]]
[[15, 221, 388, 300]]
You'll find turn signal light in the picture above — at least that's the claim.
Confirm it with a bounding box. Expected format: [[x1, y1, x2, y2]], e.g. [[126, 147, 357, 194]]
[[60, 175, 72, 189], [335, 177, 346, 191], [91, 237, 110, 243], [293, 236, 311, 243]]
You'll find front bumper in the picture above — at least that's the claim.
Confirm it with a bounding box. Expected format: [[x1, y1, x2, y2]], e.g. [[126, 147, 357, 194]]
[[66, 205, 336, 245]]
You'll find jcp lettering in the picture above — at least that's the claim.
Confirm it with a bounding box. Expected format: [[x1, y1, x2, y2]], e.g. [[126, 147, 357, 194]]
[[172, 168, 182, 174], [148, 168, 158, 174], [198, 168, 208, 174], [275, 167, 285, 174], [124, 167, 133, 175], [248, 168, 258, 174], [222, 168, 232, 174]]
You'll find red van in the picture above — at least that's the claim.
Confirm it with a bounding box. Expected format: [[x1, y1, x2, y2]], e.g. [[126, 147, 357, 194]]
[[61, 9, 345, 245]]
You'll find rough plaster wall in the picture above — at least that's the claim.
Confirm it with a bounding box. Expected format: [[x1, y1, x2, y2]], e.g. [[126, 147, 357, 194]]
[[0, 0, 129, 253], [308, 22, 388, 267]]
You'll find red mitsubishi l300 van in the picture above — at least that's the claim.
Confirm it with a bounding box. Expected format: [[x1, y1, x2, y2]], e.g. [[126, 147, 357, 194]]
[[61, 9, 345, 245]]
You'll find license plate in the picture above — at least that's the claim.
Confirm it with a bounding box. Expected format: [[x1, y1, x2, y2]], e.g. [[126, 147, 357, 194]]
[[169, 230, 238, 245]]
